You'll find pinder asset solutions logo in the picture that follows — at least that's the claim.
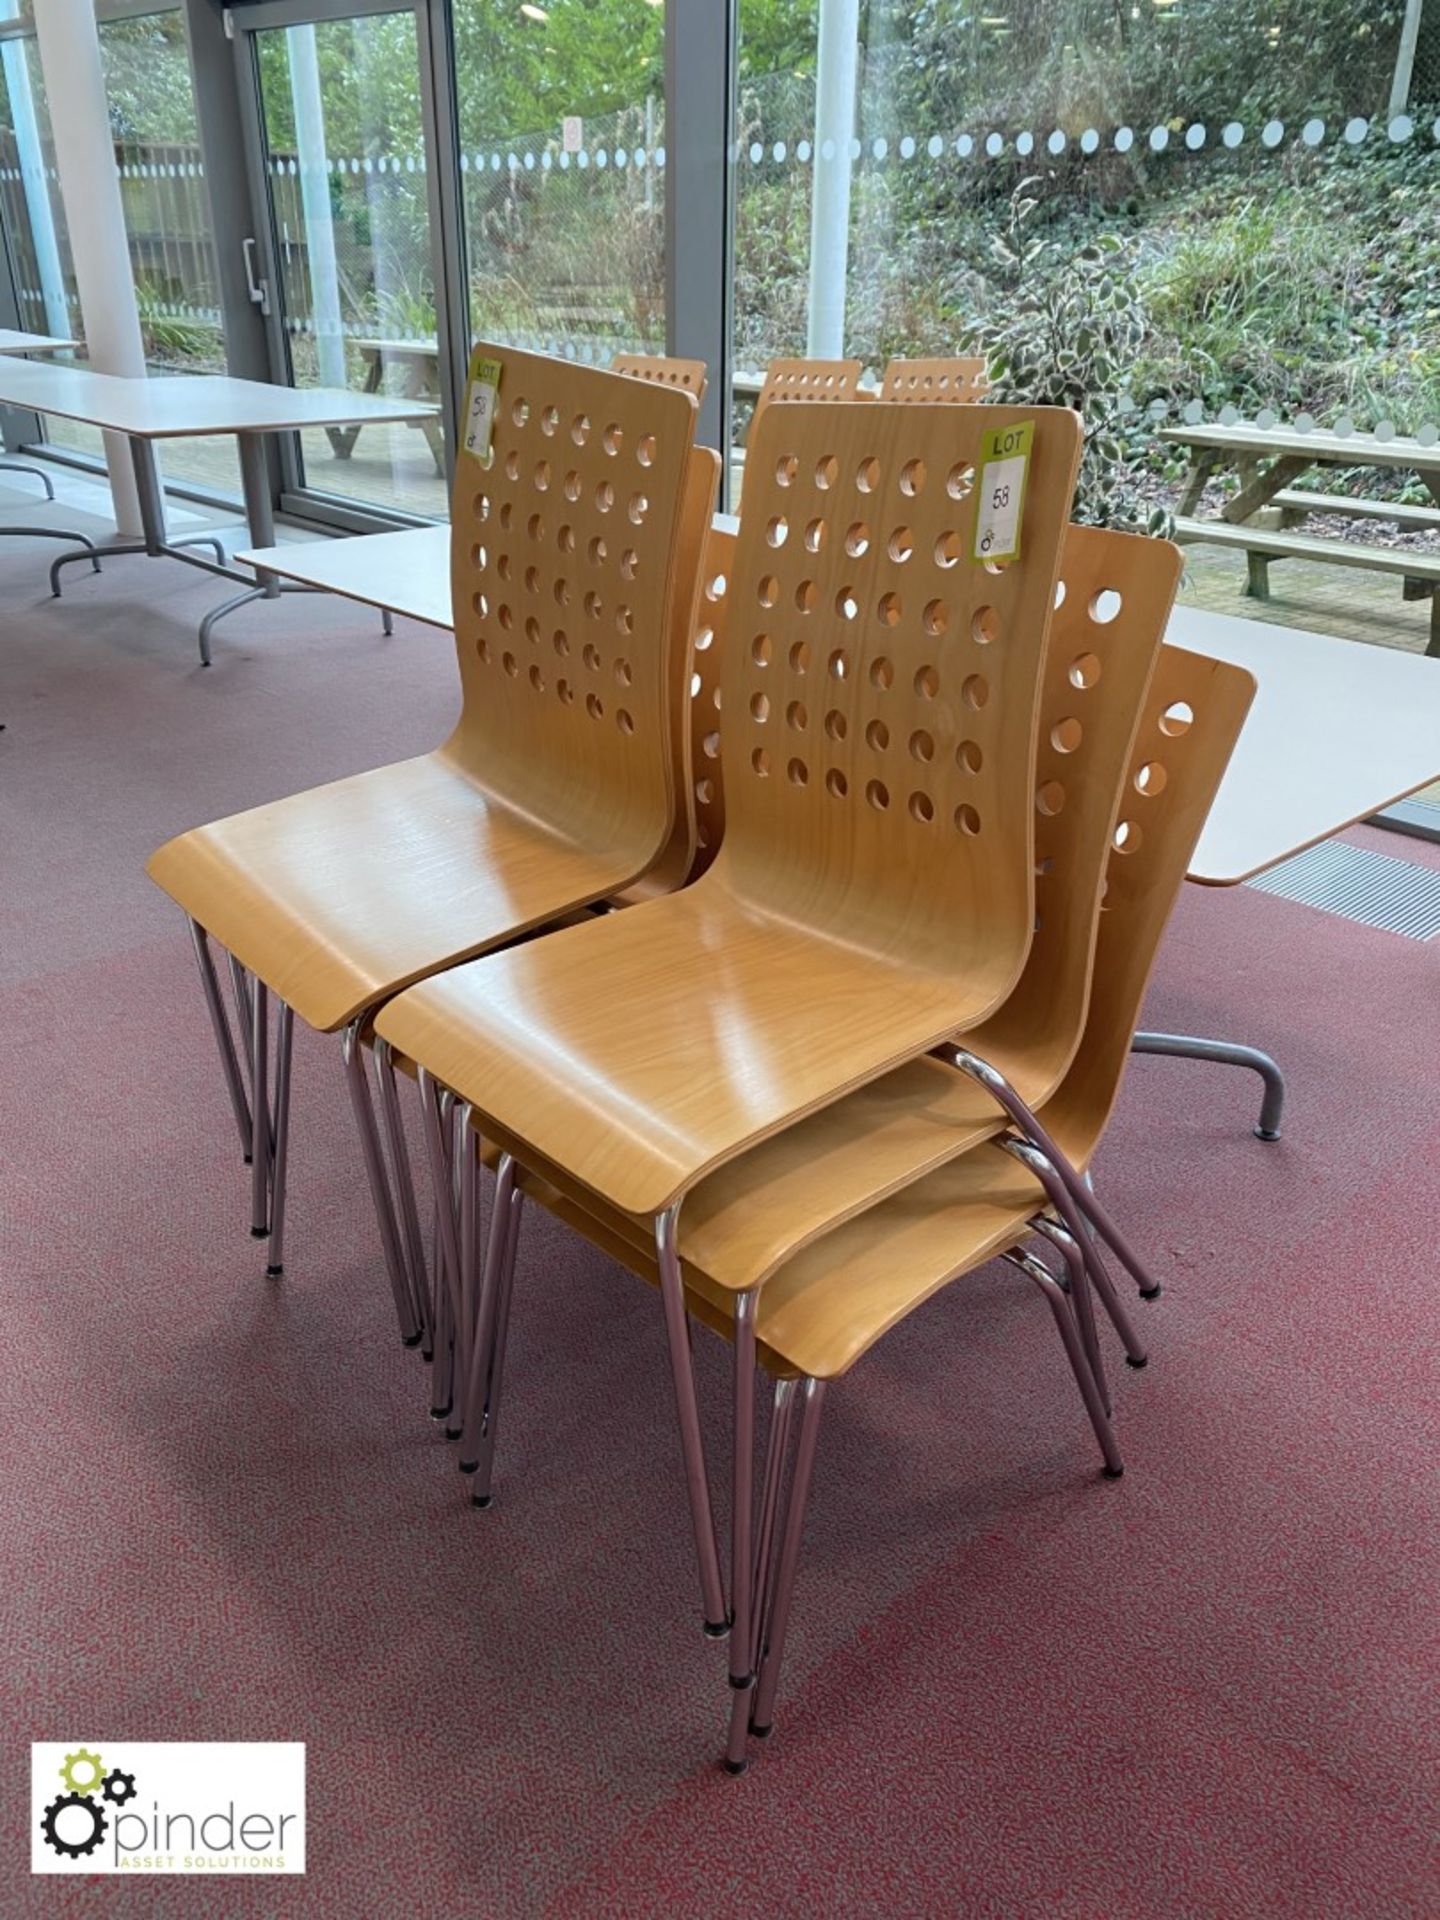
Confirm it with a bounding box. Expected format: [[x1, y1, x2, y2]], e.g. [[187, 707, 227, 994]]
[[31, 1743, 305, 1875]]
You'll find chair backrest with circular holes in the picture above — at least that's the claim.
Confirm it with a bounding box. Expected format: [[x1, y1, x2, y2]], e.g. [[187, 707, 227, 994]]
[[881, 356, 990, 404], [712, 398, 1083, 990], [1043, 646, 1257, 1158], [446, 346, 707, 873], [612, 353, 708, 403], [755, 359, 869, 412], [969, 522, 1182, 1088]]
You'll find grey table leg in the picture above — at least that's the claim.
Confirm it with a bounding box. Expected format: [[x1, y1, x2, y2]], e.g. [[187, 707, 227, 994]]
[[1131, 1031, 1285, 1141]]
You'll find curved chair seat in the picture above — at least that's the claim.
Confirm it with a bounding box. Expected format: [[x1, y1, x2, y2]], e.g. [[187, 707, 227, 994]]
[[147, 751, 647, 1035], [377, 879, 1025, 1219]]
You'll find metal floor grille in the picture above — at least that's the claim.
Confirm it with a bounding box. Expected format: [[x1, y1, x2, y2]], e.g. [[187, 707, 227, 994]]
[[1246, 839, 1440, 940]]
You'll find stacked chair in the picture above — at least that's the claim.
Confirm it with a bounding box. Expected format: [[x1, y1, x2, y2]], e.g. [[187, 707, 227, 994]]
[[147, 348, 1256, 1775], [146, 349, 720, 1309]]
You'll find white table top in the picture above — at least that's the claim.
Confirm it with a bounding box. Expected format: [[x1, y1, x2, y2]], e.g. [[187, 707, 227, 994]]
[[0, 328, 79, 357], [237, 527, 1440, 888], [0, 363, 433, 438], [1170, 605, 1440, 883], [238, 526, 452, 629]]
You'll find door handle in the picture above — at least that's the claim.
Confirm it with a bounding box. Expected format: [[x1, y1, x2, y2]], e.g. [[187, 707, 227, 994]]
[[242, 236, 271, 317]]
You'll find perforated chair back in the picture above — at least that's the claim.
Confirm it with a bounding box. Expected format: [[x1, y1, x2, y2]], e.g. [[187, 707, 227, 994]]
[[612, 353, 708, 403], [755, 359, 868, 411], [712, 398, 1083, 990], [446, 344, 708, 873], [968, 522, 1180, 1086], [1044, 646, 1257, 1159], [881, 356, 990, 403], [687, 522, 734, 878]]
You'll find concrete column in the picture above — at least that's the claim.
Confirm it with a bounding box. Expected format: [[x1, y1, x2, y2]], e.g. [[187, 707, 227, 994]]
[[33, 0, 148, 533]]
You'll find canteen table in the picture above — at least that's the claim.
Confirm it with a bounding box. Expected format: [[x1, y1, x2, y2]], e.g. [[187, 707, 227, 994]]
[[0, 360, 433, 662]]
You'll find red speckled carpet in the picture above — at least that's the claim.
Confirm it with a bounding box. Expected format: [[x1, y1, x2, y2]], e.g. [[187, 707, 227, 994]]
[[2, 542, 1438, 1916]]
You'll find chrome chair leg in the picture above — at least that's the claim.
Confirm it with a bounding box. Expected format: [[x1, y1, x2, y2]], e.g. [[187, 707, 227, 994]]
[[723, 1290, 760, 1774], [374, 1038, 433, 1354], [655, 1206, 729, 1639], [266, 1003, 294, 1276], [1033, 1215, 1148, 1373], [462, 1169, 525, 1509], [748, 1377, 827, 1742], [954, 1048, 1164, 1300], [343, 1021, 421, 1346], [186, 918, 252, 1161], [1004, 1248, 1124, 1478], [249, 981, 269, 1240]]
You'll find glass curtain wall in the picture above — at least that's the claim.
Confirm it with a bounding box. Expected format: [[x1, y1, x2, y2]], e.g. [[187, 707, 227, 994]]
[[0, 2, 239, 493], [733, 0, 1440, 653], [451, 0, 667, 367]]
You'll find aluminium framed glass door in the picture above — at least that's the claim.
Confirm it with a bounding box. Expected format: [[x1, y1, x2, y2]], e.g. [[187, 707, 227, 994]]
[[230, 0, 455, 524]]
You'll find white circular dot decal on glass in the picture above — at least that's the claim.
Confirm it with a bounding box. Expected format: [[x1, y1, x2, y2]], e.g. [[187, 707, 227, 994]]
[[1149, 125, 1169, 152], [1048, 129, 1066, 155], [1256, 408, 1277, 430], [872, 137, 888, 159], [899, 135, 916, 159], [956, 134, 974, 157], [1114, 126, 1134, 153], [985, 132, 1004, 157], [1295, 412, 1315, 434], [1182, 399, 1204, 425], [1335, 414, 1355, 438], [927, 134, 944, 157], [1388, 115, 1413, 142], [1374, 418, 1396, 442], [1223, 121, 1244, 148], [1219, 404, 1240, 426], [798, 140, 812, 162], [1081, 128, 1099, 153], [1016, 131, 1035, 156], [1261, 120, 1285, 148], [1344, 117, 1369, 145], [1417, 424, 1439, 448], [1185, 123, 1206, 150]]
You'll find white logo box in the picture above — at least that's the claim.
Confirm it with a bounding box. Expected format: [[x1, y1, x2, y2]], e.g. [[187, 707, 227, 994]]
[[32, 1742, 305, 1875]]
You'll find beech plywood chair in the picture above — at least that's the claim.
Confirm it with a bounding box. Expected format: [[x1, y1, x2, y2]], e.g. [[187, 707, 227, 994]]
[[753, 358, 869, 411], [881, 356, 990, 403], [612, 353, 708, 403], [375, 398, 1081, 1701], [465, 642, 1255, 1770], [146, 346, 716, 1310]]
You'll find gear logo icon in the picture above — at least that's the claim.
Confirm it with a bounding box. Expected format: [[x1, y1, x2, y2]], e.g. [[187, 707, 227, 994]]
[[41, 1791, 108, 1860], [59, 1748, 106, 1796], [40, 1747, 141, 1862], [102, 1769, 137, 1807]]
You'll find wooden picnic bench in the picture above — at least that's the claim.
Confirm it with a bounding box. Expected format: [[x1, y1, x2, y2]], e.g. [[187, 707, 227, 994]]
[[1163, 420, 1440, 654], [324, 338, 444, 475]]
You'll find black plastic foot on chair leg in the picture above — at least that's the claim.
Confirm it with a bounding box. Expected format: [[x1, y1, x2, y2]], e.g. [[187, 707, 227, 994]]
[[703, 1616, 732, 1640], [250, 1226, 268, 1239], [1125, 1354, 1149, 1370], [471, 1492, 493, 1510], [1139, 1282, 1162, 1300], [1103, 1463, 1125, 1479], [445, 1424, 463, 1441], [749, 1719, 773, 1740], [242, 1154, 253, 1166], [429, 1401, 453, 1422], [722, 1756, 750, 1777], [401, 1330, 423, 1348], [458, 1458, 478, 1475], [1254, 1126, 1281, 1143], [265, 1263, 283, 1279]]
